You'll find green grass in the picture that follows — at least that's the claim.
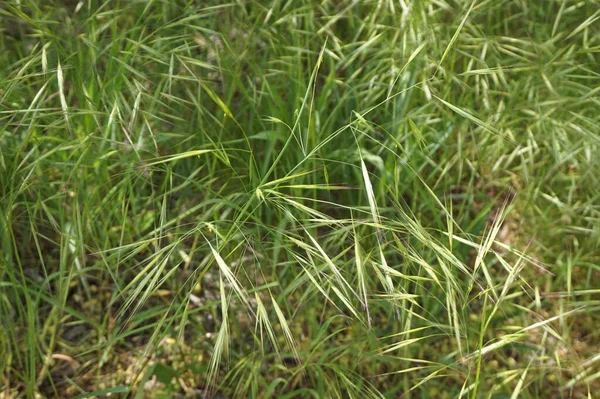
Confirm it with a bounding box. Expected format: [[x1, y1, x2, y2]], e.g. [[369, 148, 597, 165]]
[[1, 0, 599, 397]]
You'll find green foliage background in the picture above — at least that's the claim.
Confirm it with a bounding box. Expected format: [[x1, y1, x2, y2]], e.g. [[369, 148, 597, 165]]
[[1, 0, 599, 397]]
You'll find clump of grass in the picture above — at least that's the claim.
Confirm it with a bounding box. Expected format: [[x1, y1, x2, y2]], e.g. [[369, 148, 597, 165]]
[[1, 0, 599, 398]]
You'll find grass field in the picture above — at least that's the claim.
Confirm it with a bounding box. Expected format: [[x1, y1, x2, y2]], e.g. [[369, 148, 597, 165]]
[[1, 0, 599, 397]]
